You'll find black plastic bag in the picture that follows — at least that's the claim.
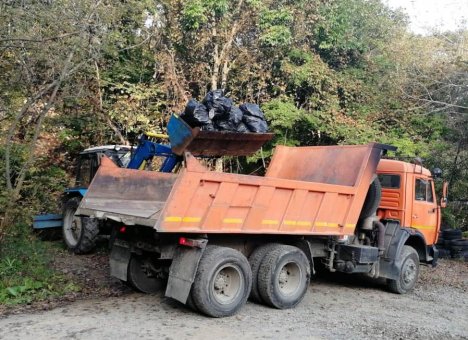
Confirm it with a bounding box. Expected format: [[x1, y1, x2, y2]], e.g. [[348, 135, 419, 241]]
[[239, 103, 265, 119], [203, 90, 233, 120], [184, 98, 198, 115], [202, 90, 224, 111], [212, 106, 244, 132], [214, 119, 238, 132], [211, 97, 233, 120], [242, 114, 268, 133], [236, 122, 250, 133], [230, 106, 243, 126], [180, 101, 211, 127], [201, 122, 215, 131]]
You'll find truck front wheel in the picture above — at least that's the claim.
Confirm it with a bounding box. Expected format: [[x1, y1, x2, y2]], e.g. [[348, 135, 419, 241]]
[[191, 246, 252, 317], [258, 245, 310, 309], [387, 245, 420, 294]]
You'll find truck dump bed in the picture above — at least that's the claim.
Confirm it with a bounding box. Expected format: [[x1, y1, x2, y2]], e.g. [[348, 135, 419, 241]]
[[78, 143, 390, 236]]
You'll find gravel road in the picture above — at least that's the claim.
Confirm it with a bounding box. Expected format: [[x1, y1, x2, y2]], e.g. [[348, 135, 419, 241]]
[[1, 259, 467, 340]]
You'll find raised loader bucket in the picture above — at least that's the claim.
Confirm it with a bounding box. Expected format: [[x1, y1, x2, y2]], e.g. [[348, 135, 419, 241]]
[[167, 114, 274, 157], [76, 157, 178, 226]]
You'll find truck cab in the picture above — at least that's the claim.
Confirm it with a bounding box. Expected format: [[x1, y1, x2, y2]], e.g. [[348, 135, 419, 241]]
[[376, 159, 442, 247]]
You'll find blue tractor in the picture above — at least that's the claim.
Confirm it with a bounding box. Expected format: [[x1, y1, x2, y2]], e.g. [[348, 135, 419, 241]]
[[34, 133, 182, 253]]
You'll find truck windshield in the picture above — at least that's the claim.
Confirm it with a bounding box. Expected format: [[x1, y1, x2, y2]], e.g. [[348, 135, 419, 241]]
[[378, 174, 400, 189]]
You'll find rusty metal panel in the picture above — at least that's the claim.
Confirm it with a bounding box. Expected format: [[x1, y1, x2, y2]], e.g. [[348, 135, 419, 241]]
[[185, 131, 274, 157], [80, 143, 388, 236], [157, 143, 387, 235], [168, 114, 274, 157], [266, 144, 372, 186], [77, 157, 177, 225]]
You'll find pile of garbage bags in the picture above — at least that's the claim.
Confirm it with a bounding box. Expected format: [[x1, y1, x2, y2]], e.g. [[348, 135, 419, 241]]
[[180, 90, 268, 133]]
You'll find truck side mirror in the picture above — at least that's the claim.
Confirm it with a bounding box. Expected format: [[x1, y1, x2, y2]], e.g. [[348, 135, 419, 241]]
[[440, 181, 448, 208], [432, 167, 442, 179]]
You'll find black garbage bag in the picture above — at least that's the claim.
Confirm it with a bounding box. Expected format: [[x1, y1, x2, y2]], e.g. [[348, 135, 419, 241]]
[[180, 100, 211, 127], [203, 90, 233, 120], [242, 114, 268, 133], [239, 103, 265, 119], [230, 106, 243, 126], [211, 97, 233, 120], [184, 98, 198, 115], [212, 106, 244, 132], [201, 122, 216, 131], [202, 90, 224, 110], [236, 122, 250, 133], [214, 119, 238, 132]]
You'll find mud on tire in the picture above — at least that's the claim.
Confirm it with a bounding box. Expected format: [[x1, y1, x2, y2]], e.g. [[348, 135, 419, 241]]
[[248, 243, 281, 303], [257, 245, 310, 309], [387, 245, 419, 294], [62, 197, 99, 254], [191, 246, 252, 318]]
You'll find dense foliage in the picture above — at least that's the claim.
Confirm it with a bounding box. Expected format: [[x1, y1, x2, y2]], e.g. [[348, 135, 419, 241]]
[[0, 0, 467, 239]]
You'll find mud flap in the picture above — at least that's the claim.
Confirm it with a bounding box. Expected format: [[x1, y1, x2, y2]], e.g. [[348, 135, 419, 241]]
[[165, 245, 206, 304], [110, 241, 131, 282]]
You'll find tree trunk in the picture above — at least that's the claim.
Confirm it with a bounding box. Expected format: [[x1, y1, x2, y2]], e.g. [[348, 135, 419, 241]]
[[94, 61, 127, 145], [211, 16, 220, 90]]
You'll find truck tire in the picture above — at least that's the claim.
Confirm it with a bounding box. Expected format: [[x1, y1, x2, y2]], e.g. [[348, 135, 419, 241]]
[[185, 292, 199, 312], [62, 197, 99, 254], [191, 246, 252, 318], [257, 245, 310, 309], [127, 255, 166, 294], [359, 178, 382, 219], [442, 229, 462, 240], [387, 245, 419, 294], [248, 243, 281, 303]]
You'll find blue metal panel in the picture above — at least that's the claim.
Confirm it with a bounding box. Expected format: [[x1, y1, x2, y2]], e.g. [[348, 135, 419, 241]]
[[64, 188, 88, 196], [167, 114, 193, 155], [33, 214, 63, 229]]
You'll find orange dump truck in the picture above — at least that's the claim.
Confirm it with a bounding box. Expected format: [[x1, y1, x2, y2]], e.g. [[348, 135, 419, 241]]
[[77, 128, 446, 317]]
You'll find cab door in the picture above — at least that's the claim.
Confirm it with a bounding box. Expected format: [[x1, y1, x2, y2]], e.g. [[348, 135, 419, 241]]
[[411, 177, 438, 245]]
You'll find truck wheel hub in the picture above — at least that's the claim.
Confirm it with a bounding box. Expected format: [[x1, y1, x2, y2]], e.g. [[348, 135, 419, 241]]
[[212, 265, 242, 304], [402, 259, 416, 284], [277, 262, 301, 296]]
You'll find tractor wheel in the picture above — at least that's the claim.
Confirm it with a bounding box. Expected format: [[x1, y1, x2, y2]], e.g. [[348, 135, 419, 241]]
[[62, 197, 99, 254]]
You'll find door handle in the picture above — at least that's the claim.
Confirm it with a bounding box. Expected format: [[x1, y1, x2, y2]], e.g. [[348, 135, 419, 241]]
[[412, 215, 418, 219], [428, 208, 436, 213]]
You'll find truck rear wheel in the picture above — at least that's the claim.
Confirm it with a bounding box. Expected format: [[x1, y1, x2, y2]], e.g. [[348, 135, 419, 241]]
[[127, 255, 166, 294], [191, 246, 252, 318], [248, 243, 281, 303], [258, 245, 310, 309], [387, 245, 419, 294], [62, 197, 99, 254]]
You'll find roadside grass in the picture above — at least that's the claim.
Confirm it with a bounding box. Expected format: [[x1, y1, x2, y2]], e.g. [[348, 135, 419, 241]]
[[0, 223, 80, 305]]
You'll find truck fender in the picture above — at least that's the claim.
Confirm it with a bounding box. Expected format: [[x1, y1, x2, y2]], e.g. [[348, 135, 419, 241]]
[[378, 221, 411, 280], [403, 228, 431, 263], [165, 243, 207, 304]]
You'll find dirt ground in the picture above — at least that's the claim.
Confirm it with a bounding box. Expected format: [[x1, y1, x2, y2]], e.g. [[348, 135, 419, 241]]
[[0, 250, 467, 340]]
